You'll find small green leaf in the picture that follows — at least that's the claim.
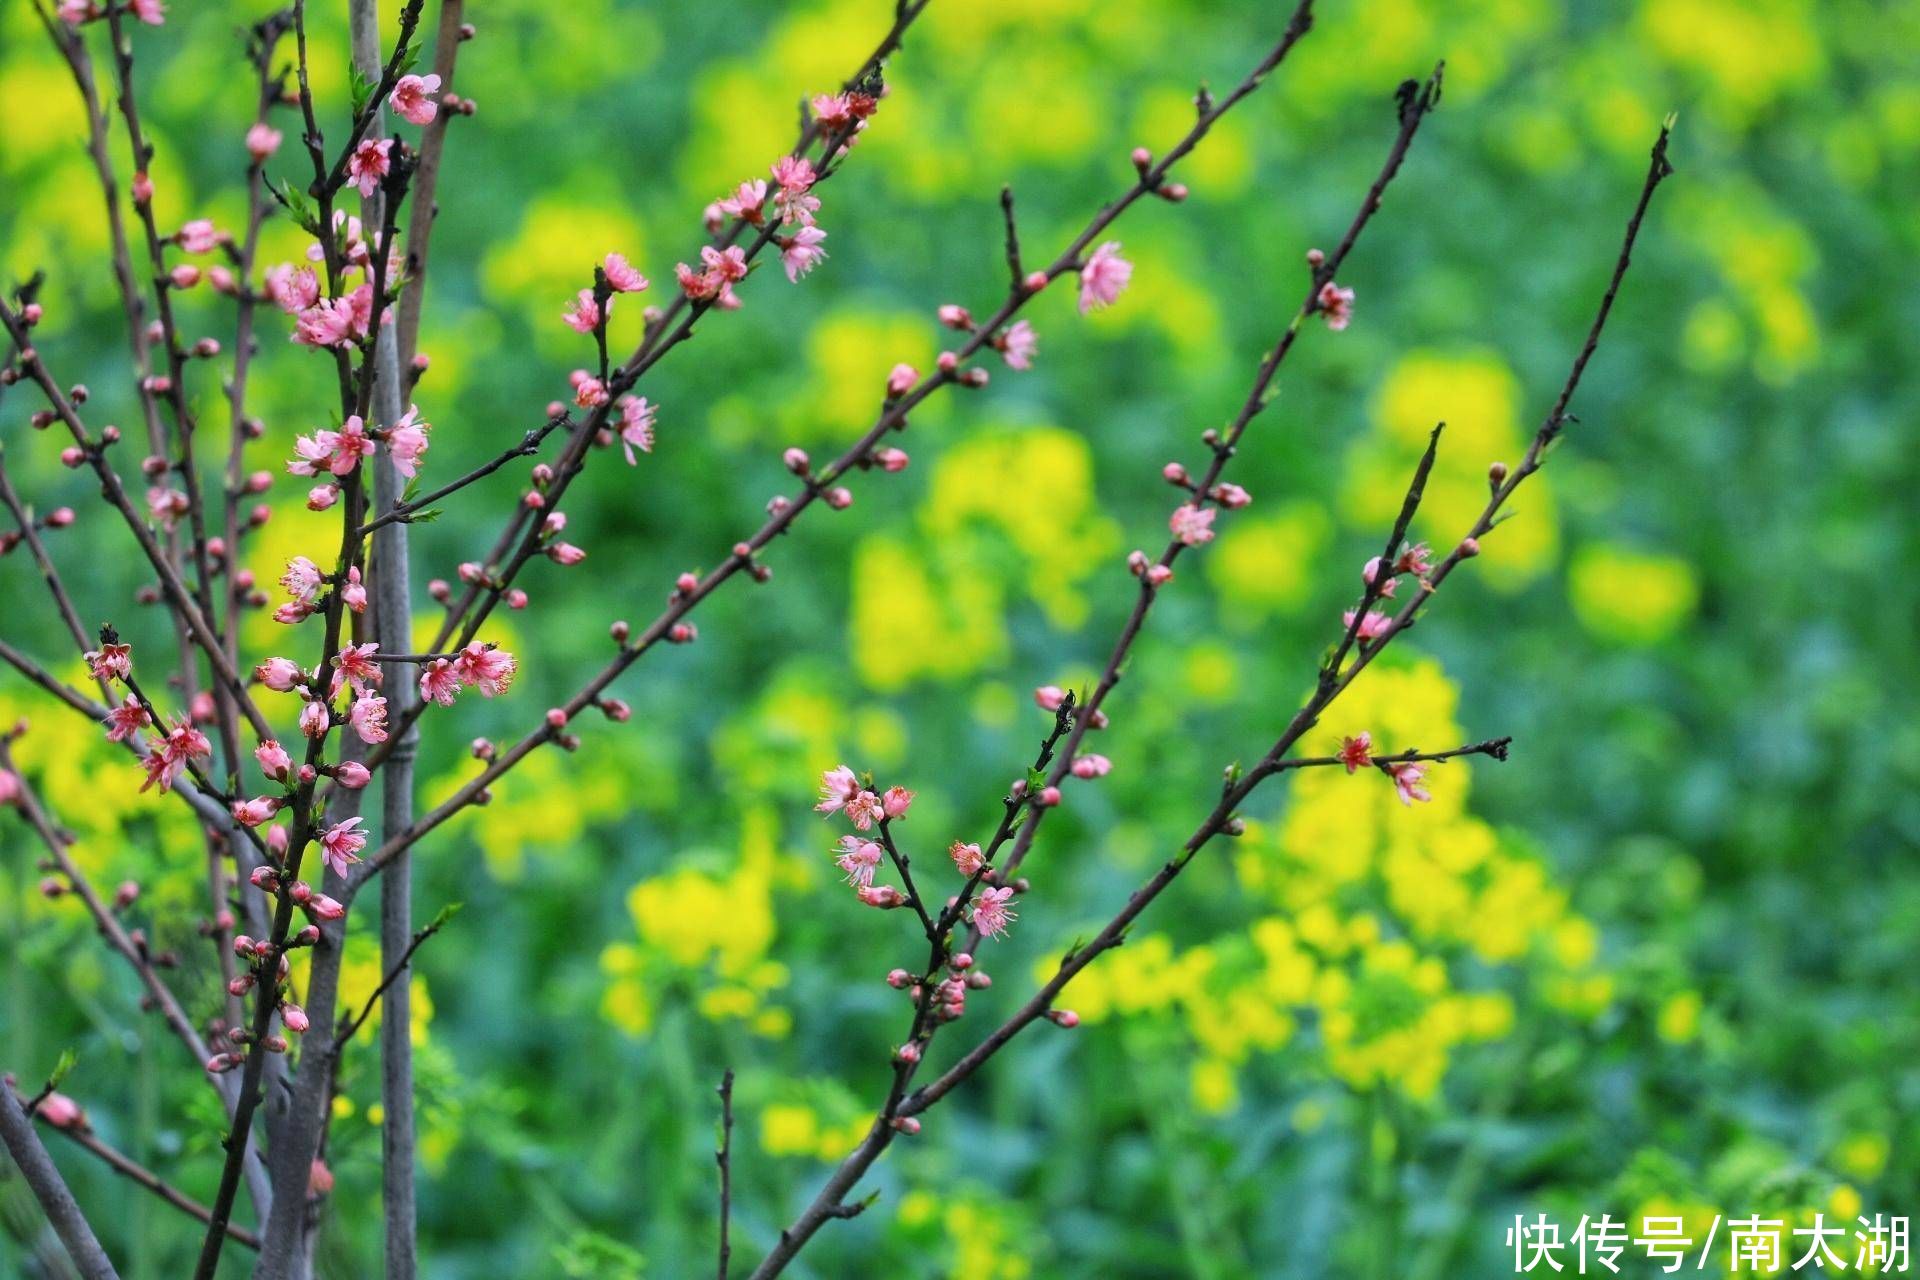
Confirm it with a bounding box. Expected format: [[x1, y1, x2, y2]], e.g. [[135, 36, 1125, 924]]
[[47, 1048, 77, 1089]]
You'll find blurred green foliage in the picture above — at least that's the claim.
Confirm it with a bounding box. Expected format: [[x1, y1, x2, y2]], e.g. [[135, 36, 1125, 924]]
[[2, 0, 1917, 1276]]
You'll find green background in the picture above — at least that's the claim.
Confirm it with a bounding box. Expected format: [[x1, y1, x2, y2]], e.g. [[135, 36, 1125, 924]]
[[2, 0, 1916, 1275]]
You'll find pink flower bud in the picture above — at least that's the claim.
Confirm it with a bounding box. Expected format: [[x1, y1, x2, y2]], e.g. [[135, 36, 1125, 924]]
[[60, 447, 84, 468], [885, 362, 918, 396], [1033, 685, 1066, 711], [307, 484, 339, 511], [668, 623, 698, 644], [267, 825, 290, 855], [675, 572, 699, 594], [545, 708, 568, 728], [886, 968, 913, 989], [936, 351, 959, 373], [334, 761, 371, 789], [1162, 462, 1189, 485], [1459, 537, 1480, 558], [471, 738, 495, 760], [1131, 145, 1152, 170], [825, 487, 853, 510], [858, 885, 904, 909], [228, 975, 254, 996], [1071, 754, 1112, 779], [46, 506, 75, 527], [1145, 564, 1173, 587], [874, 448, 909, 472], [1023, 270, 1048, 294], [306, 895, 344, 921], [169, 264, 201, 289], [206, 1053, 241, 1074], [890, 1116, 921, 1135], [783, 447, 810, 474], [506, 589, 529, 610], [894, 1041, 921, 1064], [281, 1004, 309, 1033], [610, 619, 632, 642], [1047, 1009, 1080, 1029], [1488, 461, 1509, 489], [937, 304, 972, 330], [950, 952, 973, 970], [249, 865, 279, 891], [1036, 786, 1061, 807], [882, 785, 914, 819]]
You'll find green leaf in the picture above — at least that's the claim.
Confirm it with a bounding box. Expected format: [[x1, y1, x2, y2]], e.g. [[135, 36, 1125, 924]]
[[407, 507, 442, 524], [47, 1048, 77, 1089], [427, 901, 463, 931]]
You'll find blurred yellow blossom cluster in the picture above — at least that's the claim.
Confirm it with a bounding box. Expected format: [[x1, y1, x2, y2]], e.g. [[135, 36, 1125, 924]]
[[1051, 658, 1608, 1110]]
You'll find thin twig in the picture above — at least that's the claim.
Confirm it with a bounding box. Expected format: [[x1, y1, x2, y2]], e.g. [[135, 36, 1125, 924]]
[[716, 1068, 735, 1280]]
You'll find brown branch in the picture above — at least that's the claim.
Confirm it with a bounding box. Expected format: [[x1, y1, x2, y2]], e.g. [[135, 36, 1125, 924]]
[[716, 1068, 735, 1280]]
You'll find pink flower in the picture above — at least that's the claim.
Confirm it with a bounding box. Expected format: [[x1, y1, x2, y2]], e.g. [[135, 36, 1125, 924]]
[[139, 717, 212, 793], [291, 299, 356, 348], [1339, 732, 1373, 775], [58, 1, 100, 23], [299, 700, 330, 740], [86, 641, 133, 682], [280, 556, 323, 603], [882, 786, 914, 819], [388, 73, 442, 125], [815, 765, 860, 817], [1169, 504, 1216, 547], [1395, 541, 1434, 577], [418, 659, 460, 706], [1388, 761, 1431, 806], [617, 395, 656, 464], [232, 796, 279, 827], [246, 123, 282, 162], [781, 226, 827, 282], [705, 244, 749, 282], [347, 138, 393, 198], [306, 894, 345, 921], [771, 154, 816, 193], [255, 739, 292, 780], [1213, 483, 1251, 509], [1070, 754, 1111, 779], [858, 885, 904, 909], [1343, 609, 1392, 644], [835, 834, 882, 888], [999, 320, 1038, 370], [604, 253, 649, 293], [387, 404, 431, 478], [1078, 240, 1133, 313], [129, 0, 164, 23], [771, 156, 819, 224], [562, 288, 604, 334], [452, 642, 516, 696], [718, 179, 769, 224], [845, 790, 884, 831], [349, 692, 388, 744], [811, 93, 855, 129], [1317, 281, 1354, 331], [177, 219, 218, 254], [572, 374, 608, 407], [331, 642, 382, 696], [949, 841, 986, 876], [103, 695, 151, 743], [970, 885, 1017, 940], [317, 817, 366, 877]]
